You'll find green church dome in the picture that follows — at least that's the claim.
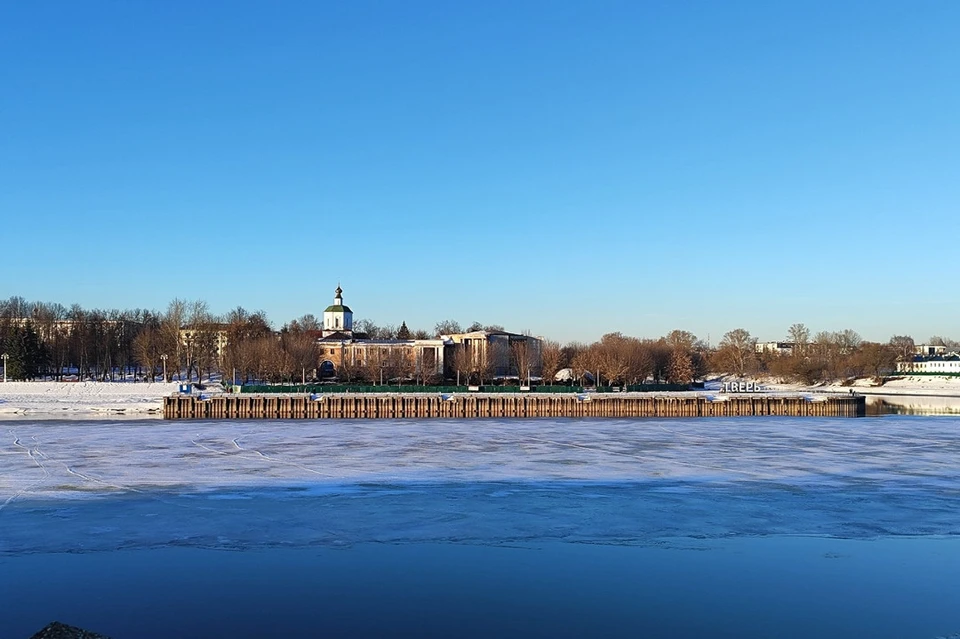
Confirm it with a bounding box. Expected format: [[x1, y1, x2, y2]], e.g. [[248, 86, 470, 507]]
[[324, 304, 352, 313]]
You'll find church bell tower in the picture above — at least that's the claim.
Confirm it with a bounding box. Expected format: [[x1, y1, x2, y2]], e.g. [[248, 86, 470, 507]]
[[322, 285, 353, 337]]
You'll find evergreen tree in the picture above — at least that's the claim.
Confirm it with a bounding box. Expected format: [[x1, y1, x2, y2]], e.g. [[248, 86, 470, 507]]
[[397, 321, 411, 340], [8, 322, 46, 380], [1, 328, 13, 379]]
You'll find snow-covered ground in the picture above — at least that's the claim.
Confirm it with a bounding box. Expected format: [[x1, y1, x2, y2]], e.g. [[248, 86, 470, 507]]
[[0, 381, 181, 417], [742, 375, 960, 412], [838, 375, 960, 395], [758, 375, 960, 395], [2, 376, 959, 418]]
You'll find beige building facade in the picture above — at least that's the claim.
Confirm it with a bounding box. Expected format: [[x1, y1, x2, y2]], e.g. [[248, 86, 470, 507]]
[[314, 286, 542, 384]]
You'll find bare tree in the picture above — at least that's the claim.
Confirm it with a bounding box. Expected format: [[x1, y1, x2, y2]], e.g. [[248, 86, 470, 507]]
[[160, 299, 187, 381], [888, 335, 915, 360], [595, 333, 630, 386], [415, 346, 440, 385], [509, 339, 538, 386], [571, 345, 599, 386], [835, 329, 862, 354], [252, 336, 284, 383], [359, 348, 383, 385], [450, 343, 473, 385], [787, 323, 810, 353], [476, 339, 502, 385], [857, 342, 897, 379], [715, 328, 756, 377], [384, 347, 414, 386], [282, 332, 318, 384], [377, 324, 398, 340], [285, 314, 320, 333], [183, 301, 220, 384], [648, 339, 672, 382], [666, 330, 697, 352], [353, 318, 379, 338], [665, 329, 705, 384], [133, 324, 163, 381], [624, 339, 655, 384], [434, 319, 463, 337], [667, 349, 694, 384], [539, 340, 563, 385]]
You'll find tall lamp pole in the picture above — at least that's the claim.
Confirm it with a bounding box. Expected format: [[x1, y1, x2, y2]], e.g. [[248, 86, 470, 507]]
[[160, 354, 168, 382], [1, 353, 8, 383]]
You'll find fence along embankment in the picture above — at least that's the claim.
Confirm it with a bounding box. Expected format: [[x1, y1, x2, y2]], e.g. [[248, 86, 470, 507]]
[[163, 393, 866, 419]]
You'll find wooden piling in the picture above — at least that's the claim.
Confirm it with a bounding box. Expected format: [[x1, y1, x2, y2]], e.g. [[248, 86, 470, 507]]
[[163, 393, 866, 420]]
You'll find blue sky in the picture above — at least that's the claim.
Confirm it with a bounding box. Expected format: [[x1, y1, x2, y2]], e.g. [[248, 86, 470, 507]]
[[2, 1, 957, 344]]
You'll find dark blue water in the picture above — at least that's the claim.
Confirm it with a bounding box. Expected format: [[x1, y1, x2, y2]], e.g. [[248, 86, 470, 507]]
[[3, 536, 960, 638]]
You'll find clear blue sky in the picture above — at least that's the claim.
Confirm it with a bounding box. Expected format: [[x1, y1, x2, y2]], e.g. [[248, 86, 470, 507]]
[[2, 1, 957, 344]]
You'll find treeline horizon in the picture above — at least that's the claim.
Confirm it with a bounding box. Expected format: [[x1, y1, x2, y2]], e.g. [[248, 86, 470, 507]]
[[1, 296, 957, 385]]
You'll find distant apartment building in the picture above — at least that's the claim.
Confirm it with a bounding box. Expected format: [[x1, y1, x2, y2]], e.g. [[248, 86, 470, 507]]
[[179, 325, 230, 360], [755, 341, 796, 355], [6, 316, 139, 341], [914, 344, 950, 356]]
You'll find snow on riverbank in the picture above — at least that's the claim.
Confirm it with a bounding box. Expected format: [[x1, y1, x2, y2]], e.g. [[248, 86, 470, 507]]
[[2, 376, 959, 418], [0, 381, 181, 417], [758, 375, 960, 412], [849, 375, 960, 395], [756, 375, 960, 396]]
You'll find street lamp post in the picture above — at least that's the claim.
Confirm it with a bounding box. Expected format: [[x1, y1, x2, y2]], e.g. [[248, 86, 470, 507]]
[[160, 354, 168, 383], [1, 353, 8, 383]]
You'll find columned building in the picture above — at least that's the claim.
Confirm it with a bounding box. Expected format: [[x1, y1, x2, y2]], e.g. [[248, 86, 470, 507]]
[[313, 285, 541, 384]]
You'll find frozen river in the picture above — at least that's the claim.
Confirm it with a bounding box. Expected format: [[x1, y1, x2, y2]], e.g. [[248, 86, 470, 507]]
[[2, 416, 960, 638]]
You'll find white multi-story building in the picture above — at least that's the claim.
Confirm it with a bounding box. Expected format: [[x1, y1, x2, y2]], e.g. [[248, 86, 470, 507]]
[[897, 354, 960, 374], [914, 344, 950, 356], [755, 341, 795, 355]]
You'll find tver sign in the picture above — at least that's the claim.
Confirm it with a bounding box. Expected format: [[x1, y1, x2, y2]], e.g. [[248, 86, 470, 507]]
[[721, 381, 764, 393]]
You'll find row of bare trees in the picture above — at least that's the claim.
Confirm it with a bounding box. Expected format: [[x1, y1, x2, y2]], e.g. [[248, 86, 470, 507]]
[[1, 298, 164, 381], [726, 325, 956, 385], [534, 330, 710, 386], [0, 296, 314, 383], [3, 296, 954, 385], [537, 326, 952, 387]]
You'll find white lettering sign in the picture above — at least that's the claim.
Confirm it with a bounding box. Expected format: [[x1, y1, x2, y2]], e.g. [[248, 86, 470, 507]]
[[720, 381, 764, 393]]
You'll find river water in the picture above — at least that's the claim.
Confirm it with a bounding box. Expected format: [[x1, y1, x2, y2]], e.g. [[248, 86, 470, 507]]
[[2, 417, 960, 638]]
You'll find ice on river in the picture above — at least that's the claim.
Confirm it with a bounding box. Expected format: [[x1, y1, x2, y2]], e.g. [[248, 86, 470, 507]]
[[2, 417, 959, 553]]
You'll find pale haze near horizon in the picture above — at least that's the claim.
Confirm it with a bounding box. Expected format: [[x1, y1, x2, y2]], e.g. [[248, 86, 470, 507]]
[[1, 1, 957, 344]]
